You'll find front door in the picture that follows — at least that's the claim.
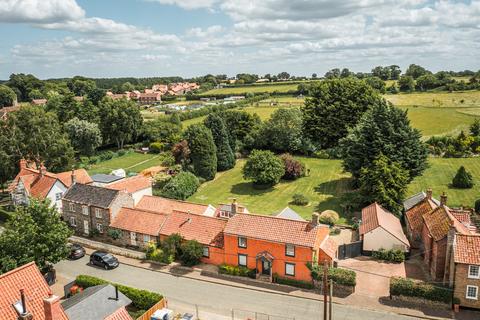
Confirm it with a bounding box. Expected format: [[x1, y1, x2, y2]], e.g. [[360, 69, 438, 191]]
[[262, 260, 271, 275], [83, 220, 89, 235], [130, 232, 137, 246]]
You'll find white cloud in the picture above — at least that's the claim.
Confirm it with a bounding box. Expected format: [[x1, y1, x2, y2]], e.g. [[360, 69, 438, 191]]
[[146, 0, 218, 10], [0, 0, 84, 23]]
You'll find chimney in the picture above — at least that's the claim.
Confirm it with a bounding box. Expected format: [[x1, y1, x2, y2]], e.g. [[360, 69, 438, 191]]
[[114, 286, 119, 301], [17, 289, 32, 320], [71, 169, 76, 185], [19, 159, 28, 170], [426, 188, 433, 200], [231, 198, 238, 215], [311, 212, 319, 226], [440, 192, 448, 206], [43, 294, 62, 320]]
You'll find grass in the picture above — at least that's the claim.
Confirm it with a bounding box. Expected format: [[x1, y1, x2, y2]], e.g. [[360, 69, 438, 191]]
[[188, 157, 352, 222], [384, 91, 480, 108], [202, 83, 306, 95], [87, 153, 162, 175]]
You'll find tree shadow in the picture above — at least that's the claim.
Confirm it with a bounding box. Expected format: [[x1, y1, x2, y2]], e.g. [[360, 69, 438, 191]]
[[230, 182, 274, 196], [313, 177, 353, 196], [378, 297, 452, 318]]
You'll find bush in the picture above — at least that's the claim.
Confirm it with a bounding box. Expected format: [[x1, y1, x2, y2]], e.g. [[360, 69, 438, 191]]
[[161, 233, 184, 258], [242, 150, 285, 186], [179, 240, 204, 267], [372, 249, 405, 263], [280, 153, 306, 180], [390, 277, 452, 303], [145, 242, 174, 264], [319, 210, 339, 226], [107, 229, 122, 240], [273, 274, 314, 289], [99, 150, 115, 161], [75, 275, 163, 310], [149, 142, 163, 153], [452, 166, 474, 188], [218, 264, 256, 278], [161, 171, 200, 200], [308, 264, 356, 287], [153, 172, 172, 189], [291, 193, 309, 206], [475, 199, 480, 213]]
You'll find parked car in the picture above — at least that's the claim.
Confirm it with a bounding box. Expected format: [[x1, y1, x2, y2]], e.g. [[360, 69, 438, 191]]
[[89, 251, 119, 270], [68, 243, 86, 260]]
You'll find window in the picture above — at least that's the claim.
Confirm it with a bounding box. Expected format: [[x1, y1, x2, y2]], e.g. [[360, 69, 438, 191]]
[[238, 237, 247, 248], [96, 223, 103, 233], [238, 254, 247, 267], [203, 246, 209, 258], [285, 263, 295, 276], [286, 244, 295, 257], [69, 216, 76, 227], [468, 265, 480, 279], [69, 203, 75, 212], [82, 206, 89, 216], [95, 208, 102, 219], [143, 234, 150, 243], [466, 285, 478, 300], [55, 192, 62, 201]]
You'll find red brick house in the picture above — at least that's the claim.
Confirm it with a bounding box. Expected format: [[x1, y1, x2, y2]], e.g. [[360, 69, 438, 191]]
[[405, 189, 438, 248], [138, 92, 161, 105]]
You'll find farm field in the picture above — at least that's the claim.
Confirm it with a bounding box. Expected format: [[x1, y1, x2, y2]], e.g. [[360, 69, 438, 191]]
[[87, 152, 162, 175], [384, 91, 480, 108], [202, 82, 311, 95]]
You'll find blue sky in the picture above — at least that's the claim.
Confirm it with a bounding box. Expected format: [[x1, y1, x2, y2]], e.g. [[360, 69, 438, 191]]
[[0, 0, 479, 79]]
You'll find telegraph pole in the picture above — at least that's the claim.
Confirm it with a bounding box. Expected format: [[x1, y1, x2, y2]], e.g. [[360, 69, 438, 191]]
[[323, 260, 328, 320], [329, 279, 333, 320]]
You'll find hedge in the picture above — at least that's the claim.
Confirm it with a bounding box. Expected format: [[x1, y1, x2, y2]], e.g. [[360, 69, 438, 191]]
[[218, 264, 256, 279], [75, 275, 163, 310], [308, 263, 356, 287], [273, 274, 314, 289], [390, 277, 452, 303], [372, 249, 405, 263]]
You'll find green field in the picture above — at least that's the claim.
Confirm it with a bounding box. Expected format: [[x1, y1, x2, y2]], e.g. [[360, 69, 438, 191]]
[[188, 157, 352, 222], [87, 153, 162, 175], [202, 82, 311, 95], [385, 91, 480, 108]]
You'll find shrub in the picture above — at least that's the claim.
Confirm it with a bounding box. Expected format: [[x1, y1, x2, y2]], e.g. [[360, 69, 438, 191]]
[[390, 277, 451, 303], [273, 274, 314, 289], [159, 152, 176, 167], [107, 229, 122, 240], [372, 249, 405, 263], [308, 264, 356, 287], [145, 242, 174, 264], [291, 193, 309, 206], [99, 150, 115, 161], [153, 172, 172, 189], [452, 166, 474, 188], [242, 150, 285, 186], [161, 171, 200, 200], [280, 153, 306, 180], [319, 210, 339, 226], [475, 199, 480, 213], [75, 275, 163, 310], [179, 240, 204, 267], [218, 264, 256, 278], [161, 233, 184, 258], [149, 142, 163, 153]]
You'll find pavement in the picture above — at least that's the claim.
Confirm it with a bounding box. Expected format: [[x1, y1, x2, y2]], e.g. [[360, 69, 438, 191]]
[[55, 252, 465, 320]]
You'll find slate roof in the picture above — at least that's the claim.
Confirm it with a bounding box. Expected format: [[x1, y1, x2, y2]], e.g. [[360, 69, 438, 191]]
[[224, 213, 329, 249], [91, 174, 124, 184], [62, 284, 132, 320], [423, 205, 471, 241], [63, 183, 120, 208], [107, 175, 152, 193], [454, 234, 480, 265], [0, 262, 68, 320], [405, 198, 438, 235], [276, 207, 306, 221], [403, 191, 440, 211], [359, 203, 410, 246], [136, 195, 210, 215], [111, 207, 167, 236]]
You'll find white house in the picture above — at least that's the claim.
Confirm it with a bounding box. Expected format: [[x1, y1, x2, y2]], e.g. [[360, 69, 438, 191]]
[[359, 202, 410, 253]]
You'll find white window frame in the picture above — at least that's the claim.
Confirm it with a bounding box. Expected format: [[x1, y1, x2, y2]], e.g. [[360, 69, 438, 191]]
[[466, 285, 478, 300], [143, 234, 150, 243], [69, 216, 76, 227], [238, 254, 247, 267], [286, 244, 295, 257], [96, 223, 103, 233], [95, 208, 102, 219], [468, 265, 480, 279], [82, 206, 89, 216], [55, 192, 63, 201], [203, 246, 209, 258], [285, 262, 295, 276], [69, 202, 75, 212], [238, 237, 247, 248]]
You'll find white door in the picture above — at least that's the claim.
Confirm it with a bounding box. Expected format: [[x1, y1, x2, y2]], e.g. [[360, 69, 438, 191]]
[[83, 220, 89, 235], [130, 232, 137, 246]]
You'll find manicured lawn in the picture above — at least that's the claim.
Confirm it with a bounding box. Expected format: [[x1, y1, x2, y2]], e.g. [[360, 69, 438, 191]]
[[87, 153, 162, 175], [188, 157, 352, 222]]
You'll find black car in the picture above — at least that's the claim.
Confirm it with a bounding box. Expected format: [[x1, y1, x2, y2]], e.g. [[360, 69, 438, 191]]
[[89, 251, 119, 270], [68, 243, 86, 260]]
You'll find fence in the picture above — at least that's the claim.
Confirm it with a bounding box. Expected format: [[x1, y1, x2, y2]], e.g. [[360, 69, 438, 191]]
[[337, 241, 363, 260], [136, 298, 167, 320]]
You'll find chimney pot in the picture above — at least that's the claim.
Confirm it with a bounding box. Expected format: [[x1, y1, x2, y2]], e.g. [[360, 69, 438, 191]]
[[311, 212, 319, 226], [71, 169, 76, 185], [115, 286, 119, 301], [426, 188, 433, 199], [19, 159, 28, 170], [440, 192, 448, 206]]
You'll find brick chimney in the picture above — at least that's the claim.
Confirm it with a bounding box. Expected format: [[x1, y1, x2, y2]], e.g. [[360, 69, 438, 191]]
[[43, 294, 62, 320], [426, 188, 433, 200], [17, 289, 33, 320], [71, 169, 76, 185], [311, 212, 319, 226], [19, 159, 28, 170], [231, 198, 238, 215], [440, 192, 448, 206]]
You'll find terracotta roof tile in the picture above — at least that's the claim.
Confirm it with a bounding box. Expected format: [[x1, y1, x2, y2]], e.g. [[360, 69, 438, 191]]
[[224, 213, 329, 249], [56, 169, 93, 187], [360, 203, 409, 246], [104, 307, 133, 320], [0, 262, 68, 320], [107, 175, 152, 193], [136, 195, 210, 215], [111, 207, 167, 236], [423, 206, 471, 241], [405, 198, 438, 235], [160, 210, 227, 247], [320, 237, 337, 259], [454, 234, 480, 265]]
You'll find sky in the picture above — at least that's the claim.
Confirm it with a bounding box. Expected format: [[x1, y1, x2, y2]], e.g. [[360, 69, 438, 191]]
[[0, 0, 479, 79]]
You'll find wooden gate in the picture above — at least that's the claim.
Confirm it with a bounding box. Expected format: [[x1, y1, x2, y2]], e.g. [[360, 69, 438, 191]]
[[338, 241, 363, 260]]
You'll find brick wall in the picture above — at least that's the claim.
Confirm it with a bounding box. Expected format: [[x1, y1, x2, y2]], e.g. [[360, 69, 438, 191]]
[[111, 228, 159, 249], [431, 238, 447, 281], [110, 192, 134, 219], [454, 264, 480, 309]]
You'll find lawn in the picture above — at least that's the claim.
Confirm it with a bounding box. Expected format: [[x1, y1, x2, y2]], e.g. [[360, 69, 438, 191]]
[[87, 153, 162, 175], [202, 83, 307, 95], [188, 157, 352, 222], [385, 91, 480, 108]]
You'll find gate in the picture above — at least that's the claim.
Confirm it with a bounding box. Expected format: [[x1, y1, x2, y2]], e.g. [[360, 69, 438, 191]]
[[338, 241, 362, 260]]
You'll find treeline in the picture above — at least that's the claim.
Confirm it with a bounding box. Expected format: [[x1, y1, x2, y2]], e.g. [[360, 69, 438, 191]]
[[427, 119, 480, 158]]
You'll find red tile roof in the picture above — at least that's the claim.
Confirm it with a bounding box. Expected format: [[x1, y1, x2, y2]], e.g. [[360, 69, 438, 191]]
[[136, 195, 210, 215], [224, 213, 329, 249], [56, 169, 93, 187], [0, 262, 68, 320], [160, 210, 226, 247], [359, 203, 409, 246], [110, 207, 167, 236], [454, 234, 480, 265], [104, 307, 133, 320], [405, 198, 438, 235], [423, 206, 471, 241], [320, 237, 337, 259], [107, 175, 152, 193]]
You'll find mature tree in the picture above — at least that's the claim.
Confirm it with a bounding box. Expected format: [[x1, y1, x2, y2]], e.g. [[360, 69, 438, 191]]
[[236, 73, 258, 84], [0, 124, 17, 186], [65, 118, 102, 156], [180, 240, 204, 267], [242, 150, 285, 186], [324, 68, 341, 79], [1, 105, 74, 173], [302, 78, 385, 149], [0, 199, 73, 273], [67, 76, 96, 96], [280, 153, 306, 180], [416, 74, 438, 91], [340, 68, 353, 78], [161, 171, 200, 200], [389, 65, 402, 80], [183, 124, 217, 180], [358, 154, 409, 216], [340, 102, 428, 182], [312, 73, 318, 79], [204, 114, 235, 171], [172, 140, 191, 168], [277, 72, 290, 80], [371, 66, 391, 80], [222, 110, 261, 149], [6, 73, 43, 102], [87, 88, 106, 106], [405, 64, 430, 79], [0, 84, 17, 108], [143, 118, 182, 146], [45, 93, 81, 122], [364, 77, 386, 93], [470, 119, 480, 136], [398, 75, 415, 92], [452, 166, 474, 189], [120, 82, 136, 92], [98, 98, 143, 149]]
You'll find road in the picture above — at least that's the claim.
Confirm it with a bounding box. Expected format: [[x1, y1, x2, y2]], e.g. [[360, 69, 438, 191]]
[[55, 256, 423, 320]]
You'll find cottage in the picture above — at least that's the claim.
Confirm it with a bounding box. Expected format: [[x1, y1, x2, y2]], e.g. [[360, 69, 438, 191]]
[[405, 189, 439, 248], [107, 175, 152, 205], [62, 183, 133, 236], [359, 203, 410, 253], [136, 195, 216, 216], [138, 92, 161, 105]]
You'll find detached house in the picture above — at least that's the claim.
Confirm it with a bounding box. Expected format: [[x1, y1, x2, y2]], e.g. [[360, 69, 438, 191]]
[[62, 184, 133, 236]]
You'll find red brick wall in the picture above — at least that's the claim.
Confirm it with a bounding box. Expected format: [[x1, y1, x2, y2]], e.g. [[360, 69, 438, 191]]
[[201, 246, 225, 265], [431, 238, 447, 281], [454, 264, 480, 309]]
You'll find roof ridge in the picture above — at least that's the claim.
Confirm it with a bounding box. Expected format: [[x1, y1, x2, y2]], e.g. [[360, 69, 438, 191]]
[[240, 211, 312, 224], [0, 261, 37, 279], [122, 206, 168, 216], [142, 195, 209, 207], [171, 209, 226, 222]]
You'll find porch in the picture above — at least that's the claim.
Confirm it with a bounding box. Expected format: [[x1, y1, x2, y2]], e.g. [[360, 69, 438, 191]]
[[255, 251, 274, 282]]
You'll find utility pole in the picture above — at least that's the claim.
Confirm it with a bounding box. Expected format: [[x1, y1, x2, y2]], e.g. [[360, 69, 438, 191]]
[[323, 260, 328, 320], [329, 279, 333, 320]]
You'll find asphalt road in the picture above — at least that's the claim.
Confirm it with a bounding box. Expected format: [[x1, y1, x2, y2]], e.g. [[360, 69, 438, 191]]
[[55, 256, 423, 320]]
